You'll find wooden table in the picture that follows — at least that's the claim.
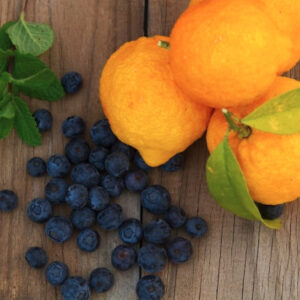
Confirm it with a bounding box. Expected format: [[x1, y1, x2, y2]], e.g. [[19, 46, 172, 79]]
[[1, 1, 300, 299]]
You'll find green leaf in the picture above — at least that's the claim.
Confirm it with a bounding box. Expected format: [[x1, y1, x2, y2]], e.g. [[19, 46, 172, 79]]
[[0, 117, 13, 139], [0, 72, 10, 96], [0, 49, 11, 73], [0, 101, 15, 119], [12, 51, 64, 101], [206, 135, 281, 229], [0, 93, 11, 110], [12, 96, 41, 146], [242, 88, 300, 134], [0, 21, 15, 50], [7, 12, 54, 56]]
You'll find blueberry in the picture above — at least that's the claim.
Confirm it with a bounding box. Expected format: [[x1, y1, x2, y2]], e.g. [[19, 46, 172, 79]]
[[26, 157, 47, 177], [105, 152, 130, 178], [136, 275, 165, 300], [256, 203, 284, 220], [45, 178, 68, 204], [25, 247, 48, 269], [111, 244, 137, 271], [88, 186, 110, 211], [65, 184, 88, 209], [125, 170, 148, 192], [134, 152, 151, 171], [141, 185, 171, 215], [164, 205, 187, 229], [161, 153, 184, 172], [46, 261, 69, 286], [97, 203, 123, 230], [185, 217, 207, 238], [61, 276, 91, 300], [138, 244, 168, 273], [27, 198, 52, 223], [65, 138, 90, 164], [0, 190, 18, 212], [90, 119, 117, 147], [61, 72, 83, 94], [101, 174, 124, 197], [71, 207, 96, 230], [62, 116, 86, 138], [144, 219, 171, 244], [88, 147, 109, 171], [45, 216, 73, 243], [47, 154, 71, 178], [167, 237, 193, 264], [118, 218, 143, 245], [33, 109, 53, 133], [71, 163, 101, 188], [111, 141, 135, 159], [77, 229, 100, 252], [89, 268, 114, 293]]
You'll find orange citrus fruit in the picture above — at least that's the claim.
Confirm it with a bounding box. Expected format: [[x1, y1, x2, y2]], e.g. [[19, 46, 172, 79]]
[[100, 36, 212, 167], [169, 0, 292, 108], [206, 76, 300, 205]]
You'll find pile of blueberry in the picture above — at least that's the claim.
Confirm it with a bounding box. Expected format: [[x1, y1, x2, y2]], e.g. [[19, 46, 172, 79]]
[[23, 112, 208, 300]]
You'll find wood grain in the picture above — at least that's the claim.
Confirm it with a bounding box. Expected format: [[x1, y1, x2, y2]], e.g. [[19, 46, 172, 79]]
[[1, 1, 300, 300]]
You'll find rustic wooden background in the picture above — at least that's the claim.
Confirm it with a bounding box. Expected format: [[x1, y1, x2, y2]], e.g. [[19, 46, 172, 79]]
[[0, 1, 300, 299]]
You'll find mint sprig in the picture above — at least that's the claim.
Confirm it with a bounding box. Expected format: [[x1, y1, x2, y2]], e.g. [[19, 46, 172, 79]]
[[0, 12, 64, 146]]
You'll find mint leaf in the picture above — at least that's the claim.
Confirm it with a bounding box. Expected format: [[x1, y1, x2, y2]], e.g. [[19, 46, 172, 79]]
[[12, 96, 41, 146], [0, 117, 13, 139], [0, 72, 10, 96], [0, 101, 15, 119], [12, 52, 64, 101], [242, 88, 300, 134], [7, 13, 54, 56], [206, 135, 281, 229], [0, 21, 15, 50], [0, 49, 11, 73]]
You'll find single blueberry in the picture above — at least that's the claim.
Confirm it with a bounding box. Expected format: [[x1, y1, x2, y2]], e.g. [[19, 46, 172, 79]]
[[45, 178, 68, 204], [26, 157, 47, 177], [88, 186, 110, 211], [134, 152, 151, 171], [77, 229, 100, 252], [161, 153, 184, 172], [71, 163, 101, 188], [256, 203, 284, 220], [97, 203, 123, 230], [25, 247, 48, 269], [65, 138, 90, 164], [0, 190, 18, 212], [46, 261, 69, 286], [47, 154, 71, 178], [164, 205, 187, 229], [101, 174, 124, 198], [27, 198, 52, 223], [88, 147, 109, 171], [33, 109, 53, 133], [104, 152, 130, 178], [111, 244, 137, 271], [111, 141, 135, 159], [45, 216, 73, 243], [144, 219, 171, 244], [125, 170, 148, 192], [61, 276, 91, 300], [136, 275, 165, 300], [89, 267, 114, 293], [118, 218, 143, 245], [90, 119, 116, 147], [65, 184, 88, 209], [71, 207, 96, 230], [141, 185, 171, 215], [62, 116, 86, 138], [167, 237, 193, 264], [61, 72, 83, 94], [185, 217, 207, 238], [138, 244, 168, 273]]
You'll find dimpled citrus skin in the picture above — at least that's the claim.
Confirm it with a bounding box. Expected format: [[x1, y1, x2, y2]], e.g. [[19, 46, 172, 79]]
[[206, 77, 300, 205], [100, 36, 212, 167], [170, 0, 292, 108]]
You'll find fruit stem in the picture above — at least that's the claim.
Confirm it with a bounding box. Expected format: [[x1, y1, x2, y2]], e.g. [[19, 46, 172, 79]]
[[158, 40, 170, 50], [222, 109, 239, 132]]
